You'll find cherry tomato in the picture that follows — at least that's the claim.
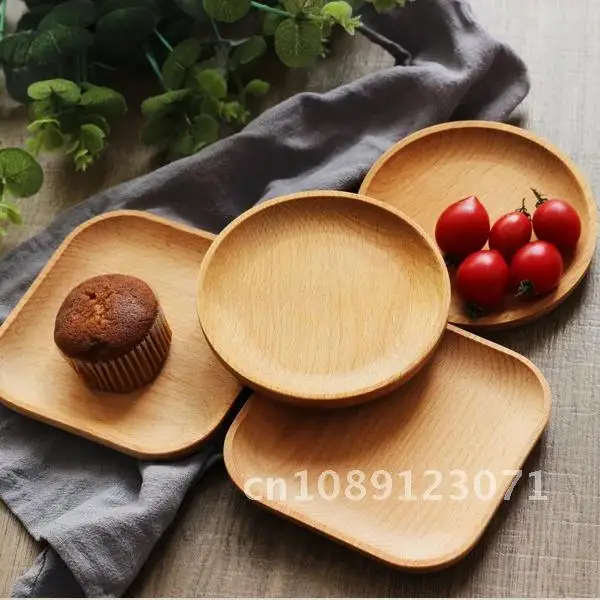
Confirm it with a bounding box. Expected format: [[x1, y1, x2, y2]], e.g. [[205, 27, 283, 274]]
[[435, 195, 490, 259], [456, 250, 510, 312], [531, 189, 581, 252], [510, 241, 563, 297], [488, 201, 532, 261]]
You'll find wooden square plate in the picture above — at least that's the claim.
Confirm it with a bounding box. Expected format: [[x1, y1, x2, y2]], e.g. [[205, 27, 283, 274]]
[[0, 211, 241, 459], [224, 325, 551, 570]]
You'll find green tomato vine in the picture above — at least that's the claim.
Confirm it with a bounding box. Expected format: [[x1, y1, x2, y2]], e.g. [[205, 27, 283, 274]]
[[0, 0, 413, 236]]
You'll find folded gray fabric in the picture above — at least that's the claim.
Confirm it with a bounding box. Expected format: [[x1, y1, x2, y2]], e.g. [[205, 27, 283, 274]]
[[0, 0, 530, 596]]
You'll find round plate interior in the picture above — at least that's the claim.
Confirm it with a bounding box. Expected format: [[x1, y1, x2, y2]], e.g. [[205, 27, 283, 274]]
[[360, 121, 597, 330], [197, 191, 450, 407]]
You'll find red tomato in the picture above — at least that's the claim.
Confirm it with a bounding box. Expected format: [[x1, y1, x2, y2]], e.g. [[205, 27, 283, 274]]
[[531, 189, 581, 252], [456, 250, 510, 313], [510, 241, 563, 297], [488, 201, 532, 261], [435, 196, 490, 259]]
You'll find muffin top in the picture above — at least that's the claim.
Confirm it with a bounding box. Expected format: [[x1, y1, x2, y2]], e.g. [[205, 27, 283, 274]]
[[54, 274, 159, 362]]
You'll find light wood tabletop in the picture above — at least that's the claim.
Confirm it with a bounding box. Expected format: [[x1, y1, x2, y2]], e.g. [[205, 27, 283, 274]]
[[2, 0, 600, 596]]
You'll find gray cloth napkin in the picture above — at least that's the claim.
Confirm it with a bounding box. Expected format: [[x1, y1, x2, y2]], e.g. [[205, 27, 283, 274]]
[[0, 0, 530, 596]]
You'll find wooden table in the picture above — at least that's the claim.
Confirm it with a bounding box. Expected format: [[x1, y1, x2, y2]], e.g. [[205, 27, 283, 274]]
[[2, 0, 600, 596]]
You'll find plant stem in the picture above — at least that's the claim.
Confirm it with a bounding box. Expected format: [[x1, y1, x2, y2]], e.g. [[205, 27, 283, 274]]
[[81, 51, 88, 82], [250, 1, 291, 17], [155, 29, 174, 53], [209, 17, 224, 42], [145, 51, 168, 91], [94, 61, 118, 71], [0, 0, 7, 40]]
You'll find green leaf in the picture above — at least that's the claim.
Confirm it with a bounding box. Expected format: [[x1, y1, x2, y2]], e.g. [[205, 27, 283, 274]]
[[0, 200, 24, 225], [29, 98, 56, 119], [321, 1, 360, 33], [0, 149, 44, 198], [220, 100, 249, 124], [369, 0, 404, 12], [41, 123, 65, 151], [200, 96, 221, 117], [38, 0, 98, 30], [262, 13, 283, 36], [84, 114, 111, 135], [243, 78, 269, 98], [65, 137, 80, 154], [302, 0, 326, 14], [203, 0, 250, 23], [27, 117, 61, 132], [162, 38, 201, 89], [25, 135, 43, 156], [28, 78, 81, 103], [4, 62, 61, 104], [98, 0, 150, 16], [141, 88, 191, 116], [230, 35, 267, 67], [80, 83, 127, 118], [191, 68, 227, 99], [74, 147, 94, 171], [158, 16, 197, 44], [168, 129, 196, 159], [57, 110, 80, 134], [28, 25, 93, 65], [24, 0, 65, 8], [141, 114, 179, 147], [172, 0, 208, 20], [281, 0, 302, 14], [282, 0, 323, 14], [17, 5, 54, 31], [80, 123, 106, 154], [94, 7, 155, 55], [0, 32, 35, 66], [274, 18, 322, 68], [191, 114, 219, 144]]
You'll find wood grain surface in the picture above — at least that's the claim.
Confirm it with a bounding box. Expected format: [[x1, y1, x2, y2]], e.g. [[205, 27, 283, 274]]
[[224, 324, 550, 570], [2, 0, 600, 597], [0, 211, 241, 459], [360, 121, 598, 330], [198, 191, 450, 406]]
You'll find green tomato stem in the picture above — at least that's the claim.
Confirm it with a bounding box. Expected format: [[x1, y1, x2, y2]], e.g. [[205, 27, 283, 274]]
[[250, 1, 292, 18], [145, 51, 168, 91], [155, 29, 174, 53]]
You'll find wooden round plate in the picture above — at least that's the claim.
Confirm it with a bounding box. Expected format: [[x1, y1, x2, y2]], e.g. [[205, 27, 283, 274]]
[[360, 121, 598, 330], [197, 191, 451, 407]]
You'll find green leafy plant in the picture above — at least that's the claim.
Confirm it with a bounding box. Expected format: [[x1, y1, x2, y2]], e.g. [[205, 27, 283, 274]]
[[0, 148, 44, 237], [0, 0, 414, 171], [0, 1, 44, 239], [26, 78, 127, 170]]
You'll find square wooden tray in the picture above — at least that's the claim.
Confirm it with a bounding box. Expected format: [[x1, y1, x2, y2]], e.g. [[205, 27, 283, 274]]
[[0, 211, 241, 459], [224, 325, 551, 570]]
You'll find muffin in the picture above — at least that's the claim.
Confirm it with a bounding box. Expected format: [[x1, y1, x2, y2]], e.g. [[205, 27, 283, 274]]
[[54, 274, 172, 393]]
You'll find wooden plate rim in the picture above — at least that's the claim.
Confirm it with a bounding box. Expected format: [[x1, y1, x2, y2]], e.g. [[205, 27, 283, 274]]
[[359, 120, 599, 330], [223, 324, 552, 571], [197, 190, 452, 403], [0, 210, 231, 460]]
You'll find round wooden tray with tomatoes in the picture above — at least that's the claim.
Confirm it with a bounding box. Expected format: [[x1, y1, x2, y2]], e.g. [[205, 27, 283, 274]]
[[360, 121, 597, 330]]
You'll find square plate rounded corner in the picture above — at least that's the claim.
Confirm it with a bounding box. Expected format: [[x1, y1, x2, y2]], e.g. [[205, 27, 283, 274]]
[[0, 210, 242, 460], [223, 325, 551, 570]]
